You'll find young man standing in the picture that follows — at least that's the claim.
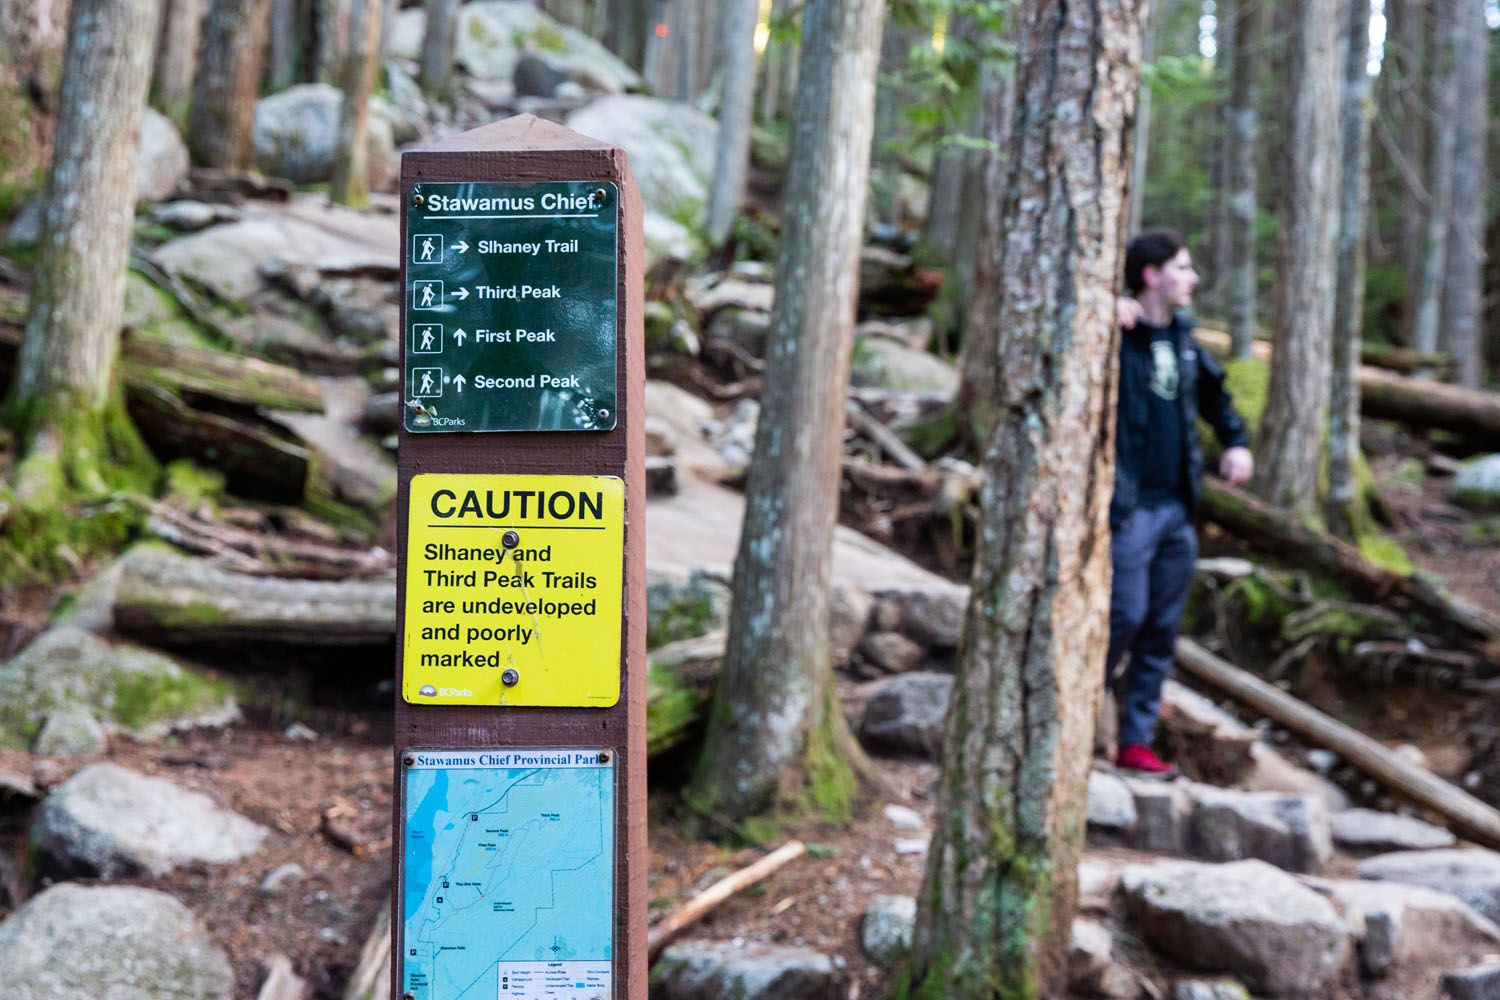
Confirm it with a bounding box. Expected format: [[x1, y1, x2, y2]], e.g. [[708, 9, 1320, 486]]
[[1110, 229, 1253, 779]]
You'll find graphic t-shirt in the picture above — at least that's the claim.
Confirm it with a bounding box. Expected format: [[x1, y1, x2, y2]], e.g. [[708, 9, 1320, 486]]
[[1135, 324, 1185, 508]]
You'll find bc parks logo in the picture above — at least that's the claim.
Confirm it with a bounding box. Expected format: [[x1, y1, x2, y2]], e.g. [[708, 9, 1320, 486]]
[[417, 685, 473, 698]]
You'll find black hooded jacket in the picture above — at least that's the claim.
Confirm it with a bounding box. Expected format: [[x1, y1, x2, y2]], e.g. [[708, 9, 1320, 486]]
[[1111, 312, 1250, 529]]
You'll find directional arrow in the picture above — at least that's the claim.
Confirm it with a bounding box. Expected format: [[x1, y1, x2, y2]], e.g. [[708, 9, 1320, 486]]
[[453, 374, 467, 392], [452, 240, 470, 254], [453, 328, 467, 345], [452, 287, 470, 301]]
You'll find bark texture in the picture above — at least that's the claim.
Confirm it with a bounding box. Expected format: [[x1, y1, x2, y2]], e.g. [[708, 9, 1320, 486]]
[[1253, 0, 1340, 519], [187, 0, 272, 167], [329, 0, 382, 206], [419, 0, 459, 97], [904, 0, 1140, 994], [1408, 0, 1458, 356], [1327, 0, 1373, 541], [0, 0, 69, 188], [688, 0, 886, 822], [1437, 0, 1487, 387], [1224, 0, 1258, 359], [704, 0, 760, 244], [152, 0, 203, 119], [8, 0, 160, 486]]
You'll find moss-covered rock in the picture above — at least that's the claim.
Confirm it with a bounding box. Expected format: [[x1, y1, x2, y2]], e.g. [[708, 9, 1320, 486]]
[[1451, 455, 1500, 512], [647, 570, 730, 650], [851, 335, 958, 396], [0, 627, 237, 748]]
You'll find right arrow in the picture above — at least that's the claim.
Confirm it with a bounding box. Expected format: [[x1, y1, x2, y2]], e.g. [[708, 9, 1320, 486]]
[[452, 240, 470, 254], [452, 287, 470, 301], [453, 328, 467, 345]]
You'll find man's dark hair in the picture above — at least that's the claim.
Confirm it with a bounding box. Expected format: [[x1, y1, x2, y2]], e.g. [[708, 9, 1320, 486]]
[[1124, 228, 1185, 294]]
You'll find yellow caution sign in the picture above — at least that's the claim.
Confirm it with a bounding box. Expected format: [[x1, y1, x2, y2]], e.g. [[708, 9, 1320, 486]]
[[403, 473, 624, 707]]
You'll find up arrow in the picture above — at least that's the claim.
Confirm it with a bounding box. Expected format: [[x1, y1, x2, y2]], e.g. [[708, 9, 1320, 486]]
[[453, 374, 467, 392], [452, 240, 470, 254], [452, 287, 470, 301], [453, 328, 467, 345]]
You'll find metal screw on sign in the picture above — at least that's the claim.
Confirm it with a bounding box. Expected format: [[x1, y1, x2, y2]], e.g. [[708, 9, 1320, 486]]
[[598, 750, 612, 763], [501, 668, 520, 687], [501, 530, 520, 549], [597, 409, 610, 422], [591, 187, 608, 206], [404, 993, 417, 1000], [403, 754, 415, 767], [411, 193, 424, 207]]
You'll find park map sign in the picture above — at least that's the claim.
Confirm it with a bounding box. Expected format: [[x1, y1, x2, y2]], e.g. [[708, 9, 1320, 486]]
[[395, 121, 646, 1000], [405, 181, 618, 433]]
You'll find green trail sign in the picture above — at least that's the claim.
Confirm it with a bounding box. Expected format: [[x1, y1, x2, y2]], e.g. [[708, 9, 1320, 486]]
[[404, 180, 618, 433]]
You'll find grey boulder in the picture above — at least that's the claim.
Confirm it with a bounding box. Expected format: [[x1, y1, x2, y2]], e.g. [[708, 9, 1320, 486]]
[[1121, 859, 1351, 996], [860, 894, 915, 965], [858, 671, 953, 760], [136, 109, 190, 205], [252, 83, 394, 186], [1451, 455, 1500, 511], [652, 940, 842, 999], [0, 883, 233, 999], [1087, 770, 1139, 835], [1185, 783, 1332, 872], [1330, 807, 1456, 853], [32, 706, 107, 757], [32, 762, 268, 878], [1359, 848, 1500, 925], [1310, 877, 1500, 977]]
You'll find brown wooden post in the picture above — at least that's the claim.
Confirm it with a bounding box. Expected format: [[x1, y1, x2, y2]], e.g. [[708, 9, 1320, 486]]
[[393, 115, 646, 1000]]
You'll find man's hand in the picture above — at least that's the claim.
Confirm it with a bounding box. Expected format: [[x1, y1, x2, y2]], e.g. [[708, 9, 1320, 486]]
[[1116, 296, 1143, 329], [1219, 446, 1253, 486]]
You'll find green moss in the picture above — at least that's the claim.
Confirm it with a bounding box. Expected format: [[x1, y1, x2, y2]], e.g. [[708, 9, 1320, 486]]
[[648, 593, 719, 650], [1358, 532, 1414, 574], [643, 300, 674, 346], [111, 669, 234, 731], [645, 660, 701, 757], [163, 460, 226, 509], [731, 213, 779, 263], [802, 684, 856, 824], [1220, 356, 1269, 434], [128, 599, 228, 630], [1388, 457, 1426, 488]]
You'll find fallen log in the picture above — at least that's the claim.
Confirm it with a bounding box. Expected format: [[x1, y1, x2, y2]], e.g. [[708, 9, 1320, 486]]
[[126, 384, 312, 502], [143, 500, 392, 579], [846, 400, 926, 471], [112, 546, 395, 646], [1200, 480, 1500, 648], [120, 329, 323, 413], [1176, 637, 1500, 850], [1195, 328, 1500, 446], [647, 841, 807, 961]]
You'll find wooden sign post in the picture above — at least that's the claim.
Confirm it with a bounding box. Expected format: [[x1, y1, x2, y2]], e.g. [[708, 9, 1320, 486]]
[[393, 116, 646, 1000]]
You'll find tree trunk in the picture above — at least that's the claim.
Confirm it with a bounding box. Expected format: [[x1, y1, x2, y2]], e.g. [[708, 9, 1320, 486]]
[[1386, 0, 1429, 325], [952, 59, 1016, 451], [641, 0, 675, 97], [704, 0, 760, 245], [1126, 0, 1160, 233], [152, 0, 203, 119], [904, 0, 1140, 995], [688, 0, 886, 824], [188, 0, 271, 167], [673, 0, 699, 100], [264, 0, 303, 92], [313, 0, 350, 83], [1408, 0, 1458, 356], [1224, 0, 1258, 359], [1327, 0, 1373, 541], [605, 0, 648, 70], [1437, 0, 1486, 387], [329, 0, 381, 207], [6, 0, 160, 494], [419, 0, 459, 97], [756, 0, 787, 125], [1252, 0, 1340, 520], [0, 0, 69, 190]]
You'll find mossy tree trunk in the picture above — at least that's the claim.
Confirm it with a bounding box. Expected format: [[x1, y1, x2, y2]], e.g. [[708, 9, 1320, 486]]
[[901, 0, 1140, 995], [1252, 0, 1339, 520], [1326, 0, 1372, 541], [0, 0, 69, 193], [329, 0, 381, 207], [7, 0, 161, 503], [687, 0, 886, 825], [1407, 0, 1458, 357], [187, 0, 271, 167]]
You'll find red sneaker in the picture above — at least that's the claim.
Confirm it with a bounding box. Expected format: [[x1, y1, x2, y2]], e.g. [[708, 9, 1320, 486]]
[[1116, 744, 1179, 781]]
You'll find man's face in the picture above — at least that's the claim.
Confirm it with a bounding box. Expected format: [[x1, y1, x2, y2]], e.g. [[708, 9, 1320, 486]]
[[1145, 248, 1198, 309]]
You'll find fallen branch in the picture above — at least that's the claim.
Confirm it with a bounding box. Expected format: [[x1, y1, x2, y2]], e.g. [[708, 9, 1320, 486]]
[[1176, 637, 1500, 850], [647, 841, 807, 960], [846, 400, 926, 471], [341, 895, 391, 1000], [144, 500, 392, 579]]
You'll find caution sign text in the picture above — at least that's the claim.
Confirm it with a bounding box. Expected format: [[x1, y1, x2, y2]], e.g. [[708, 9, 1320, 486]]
[[403, 473, 623, 707]]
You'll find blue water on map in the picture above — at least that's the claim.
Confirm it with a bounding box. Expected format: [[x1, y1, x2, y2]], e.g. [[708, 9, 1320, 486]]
[[404, 769, 449, 921]]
